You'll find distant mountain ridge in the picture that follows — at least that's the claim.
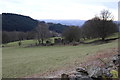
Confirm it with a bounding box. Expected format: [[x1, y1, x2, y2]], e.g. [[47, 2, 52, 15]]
[[41, 19, 119, 27], [40, 19, 86, 26]]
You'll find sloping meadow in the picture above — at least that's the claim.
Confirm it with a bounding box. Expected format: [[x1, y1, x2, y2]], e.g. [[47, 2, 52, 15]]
[[2, 39, 118, 78]]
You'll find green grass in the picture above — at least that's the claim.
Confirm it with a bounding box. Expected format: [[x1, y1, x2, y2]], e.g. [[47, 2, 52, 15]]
[[82, 38, 99, 43], [3, 33, 118, 47], [2, 40, 37, 47], [106, 33, 119, 39], [2, 40, 118, 78], [82, 32, 119, 43], [3, 37, 62, 47]]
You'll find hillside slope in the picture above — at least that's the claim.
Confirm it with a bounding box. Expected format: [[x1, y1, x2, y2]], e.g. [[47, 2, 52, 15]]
[[2, 13, 38, 32], [2, 13, 69, 33]]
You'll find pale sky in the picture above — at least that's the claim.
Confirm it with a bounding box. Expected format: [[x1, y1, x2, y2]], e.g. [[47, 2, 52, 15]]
[[0, 0, 119, 20]]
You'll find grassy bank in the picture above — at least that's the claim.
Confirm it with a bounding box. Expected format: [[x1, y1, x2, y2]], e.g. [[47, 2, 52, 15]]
[[2, 39, 118, 78]]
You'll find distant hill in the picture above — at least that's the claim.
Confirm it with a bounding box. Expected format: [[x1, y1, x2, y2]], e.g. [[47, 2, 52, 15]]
[[48, 23, 69, 33], [40, 19, 86, 26], [2, 13, 69, 33], [41, 19, 120, 27], [2, 13, 38, 32], [2, 13, 118, 33]]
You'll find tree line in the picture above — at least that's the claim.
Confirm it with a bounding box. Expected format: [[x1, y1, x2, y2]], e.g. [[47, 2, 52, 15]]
[[2, 28, 59, 44], [62, 10, 118, 43], [2, 10, 118, 45]]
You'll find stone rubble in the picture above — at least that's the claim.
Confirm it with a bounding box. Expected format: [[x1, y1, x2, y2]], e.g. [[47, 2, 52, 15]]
[[61, 54, 119, 80]]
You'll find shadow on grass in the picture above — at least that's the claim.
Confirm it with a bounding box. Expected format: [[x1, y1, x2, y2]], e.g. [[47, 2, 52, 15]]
[[83, 38, 118, 45]]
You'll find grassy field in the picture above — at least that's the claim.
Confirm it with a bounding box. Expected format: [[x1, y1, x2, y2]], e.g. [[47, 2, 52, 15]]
[[2, 39, 118, 78], [2, 37, 62, 47], [82, 33, 118, 43]]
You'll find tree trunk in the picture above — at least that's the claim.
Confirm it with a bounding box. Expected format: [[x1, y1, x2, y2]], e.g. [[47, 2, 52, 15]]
[[41, 38, 44, 45], [83, 37, 86, 40], [102, 37, 105, 41], [38, 39, 41, 45]]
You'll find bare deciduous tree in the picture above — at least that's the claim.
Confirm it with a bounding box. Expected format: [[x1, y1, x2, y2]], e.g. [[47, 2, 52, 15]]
[[100, 9, 113, 21], [2, 31, 10, 44], [82, 10, 118, 41], [99, 10, 117, 40], [35, 21, 50, 45], [62, 26, 81, 43]]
